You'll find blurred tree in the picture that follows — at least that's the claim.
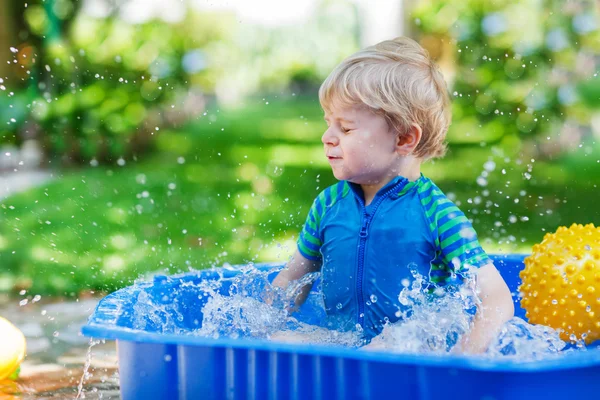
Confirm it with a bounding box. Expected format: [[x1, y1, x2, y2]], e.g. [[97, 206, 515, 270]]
[[0, 0, 18, 81], [410, 0, 599, 160], [1, 0, 360, 163]]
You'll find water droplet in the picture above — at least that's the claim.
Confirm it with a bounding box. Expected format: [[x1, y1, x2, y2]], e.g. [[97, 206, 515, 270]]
[[483, 160, 496, 171], [569, 333, 577, 341], [370, 294, 378, 303]]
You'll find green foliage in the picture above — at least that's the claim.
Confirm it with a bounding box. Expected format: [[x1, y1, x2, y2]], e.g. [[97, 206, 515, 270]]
[[2, 1, 599, 296], [412, 0, 600, 156], [2, 97, 600, 295], [1, 0, 359, 164], [0, 97, 327, 295]]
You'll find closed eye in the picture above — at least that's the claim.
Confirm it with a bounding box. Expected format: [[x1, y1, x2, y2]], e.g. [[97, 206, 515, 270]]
[[341, 127, 353, 134]]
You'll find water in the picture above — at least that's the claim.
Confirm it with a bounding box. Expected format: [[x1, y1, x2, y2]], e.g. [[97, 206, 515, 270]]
[[357, 264, 570, 360], [194, 267, 363, 346], [123, 263, 583, 360], [76, 339, 101, 400], [1, 262, 592, 399], [365, 266, 478, 354]]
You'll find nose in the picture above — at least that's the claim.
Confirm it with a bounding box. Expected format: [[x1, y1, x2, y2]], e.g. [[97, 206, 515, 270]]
[[321, 128, 339, 146]]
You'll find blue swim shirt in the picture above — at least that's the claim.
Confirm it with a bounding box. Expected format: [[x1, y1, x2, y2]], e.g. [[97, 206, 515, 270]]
[[297, 174, 491, 340]]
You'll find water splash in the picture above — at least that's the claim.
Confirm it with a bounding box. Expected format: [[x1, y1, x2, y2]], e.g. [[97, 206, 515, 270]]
[[122, 262, 581, 360], [487, 317, 566, 360], [76, 338, 102, 399], [365, 267, 570, 360], [132, 290, 186, 334], [195, 266, 319, 340], [366, 266, 477, 354]]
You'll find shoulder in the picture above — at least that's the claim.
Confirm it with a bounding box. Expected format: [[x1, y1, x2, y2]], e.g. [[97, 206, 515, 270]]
[[309, 181, 350, 222], [414, 176, 456, 218], [313, 181, 351, 209], [414, 177, 473, 241]]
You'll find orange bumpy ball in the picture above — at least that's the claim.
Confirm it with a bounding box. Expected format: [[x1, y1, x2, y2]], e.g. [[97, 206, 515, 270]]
[[519, 223, 600, 344]]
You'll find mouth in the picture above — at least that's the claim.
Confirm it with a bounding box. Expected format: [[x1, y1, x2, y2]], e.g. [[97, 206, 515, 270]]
[[327, 155, 342, 161]]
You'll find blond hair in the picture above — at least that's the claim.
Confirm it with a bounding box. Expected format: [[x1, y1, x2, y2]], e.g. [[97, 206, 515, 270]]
[[319, 36, 451, 159]]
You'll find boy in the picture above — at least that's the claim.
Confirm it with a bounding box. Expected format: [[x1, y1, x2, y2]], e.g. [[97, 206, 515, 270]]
[[272, 37, 514, 353]]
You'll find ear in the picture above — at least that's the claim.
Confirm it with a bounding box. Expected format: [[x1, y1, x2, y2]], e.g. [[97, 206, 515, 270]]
[[395, 124, 422, 156]]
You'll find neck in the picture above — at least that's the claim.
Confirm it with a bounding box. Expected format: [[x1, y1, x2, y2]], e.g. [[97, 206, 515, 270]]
[[361, 156, 421, 206]]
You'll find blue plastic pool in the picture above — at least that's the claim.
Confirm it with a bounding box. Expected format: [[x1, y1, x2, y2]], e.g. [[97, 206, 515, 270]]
[[82, 254, 600, 399]]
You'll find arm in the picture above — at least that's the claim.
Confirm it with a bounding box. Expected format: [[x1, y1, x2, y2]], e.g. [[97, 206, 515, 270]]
[[271, 249, 322, 312], [454, 263, 514, 354]]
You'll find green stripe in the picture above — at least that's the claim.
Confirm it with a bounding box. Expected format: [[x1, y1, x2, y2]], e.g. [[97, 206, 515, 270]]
[[298, 241, 320, 257], [416, 179, 442, 244], [318, 192, 326, 212], [425, 197, 451, 220], [430, 205, 461, 235], [341, 181, 350, 197], [445, 240, 481, 263], [438, 215, 469, 235], [420, 188, 444, 208], [429, 264, 446, 271], [464, 253, 490, 268], [303, 232, 321, 246], [430, 274, 450, 283], [330, 183, 338, 204], [306, 214, 318, 232], [437, 205, 459, 221], [397, 180, 417, 197], [440, 229, 476, 250], [417, 179, 433, 194]]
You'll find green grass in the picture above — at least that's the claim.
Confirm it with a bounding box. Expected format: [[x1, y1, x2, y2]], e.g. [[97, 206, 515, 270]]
[[1, 95, 599, 295]]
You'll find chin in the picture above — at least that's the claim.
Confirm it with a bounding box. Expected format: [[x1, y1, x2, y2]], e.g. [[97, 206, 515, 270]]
[[331, 170, 347, 181]]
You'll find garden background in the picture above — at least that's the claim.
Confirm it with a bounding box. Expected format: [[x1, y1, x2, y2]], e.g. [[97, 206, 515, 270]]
[[1, 0, 599, 297], [1, 0, 599, 396]]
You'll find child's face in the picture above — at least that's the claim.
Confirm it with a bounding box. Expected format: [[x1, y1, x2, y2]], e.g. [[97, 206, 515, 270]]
[[322, 104, 400, 185]]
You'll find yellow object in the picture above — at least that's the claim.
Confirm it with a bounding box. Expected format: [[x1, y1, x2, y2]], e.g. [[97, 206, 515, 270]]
[[520, 223, 600, 344], [0, 316, 25, 380]]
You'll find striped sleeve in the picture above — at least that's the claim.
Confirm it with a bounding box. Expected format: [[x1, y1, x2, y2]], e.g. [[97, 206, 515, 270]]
[[418, 180, 491, 279], [297, 182, 348, 261]]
